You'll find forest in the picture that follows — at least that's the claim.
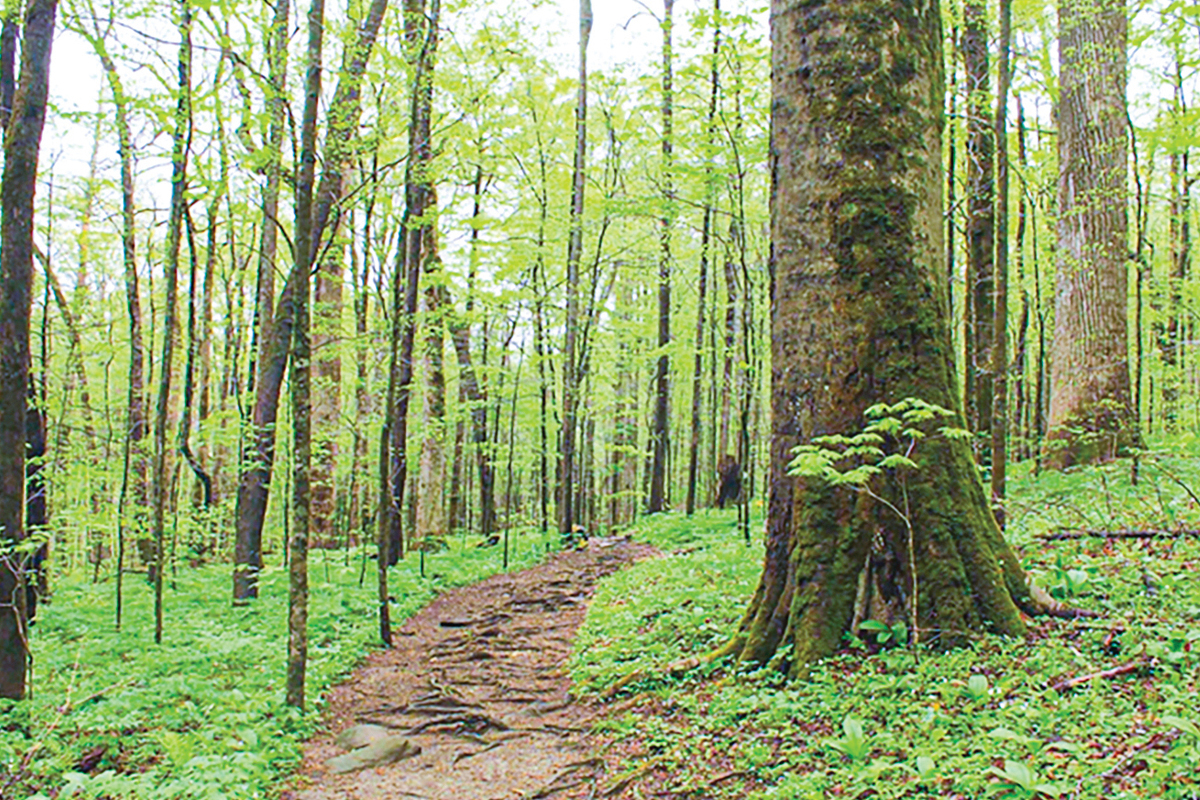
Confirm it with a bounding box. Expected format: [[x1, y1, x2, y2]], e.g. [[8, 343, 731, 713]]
[[0, 0, 1199, 797]]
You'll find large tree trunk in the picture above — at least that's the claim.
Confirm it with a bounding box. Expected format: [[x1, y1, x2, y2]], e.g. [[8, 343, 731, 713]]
[[417, 229, 448, 549], [1046, 0, 1134, 466], [730, 0, 1037, 675], [312, 241, 344, 546], [0, 0, 56, 699]]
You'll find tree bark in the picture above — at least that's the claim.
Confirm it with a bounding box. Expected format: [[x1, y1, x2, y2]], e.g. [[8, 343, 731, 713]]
[[0, 0, 56, 699], [991, 0, 1011, 523], [235, 0, 389, 600], [312, 237, 344, 546], [963, 0, 994, 453], [151, 0, 192, 645], [560, 0, 592, 538], [378, 0, 440, 643], [417, 227, 448, 549], [234, 0, 288, 601], [686, 0, 720, 518], [286, 0, 325, 710], [731, 0, 1036, 674], [649, 0, 674, 514], [1046, 0, 1135, 466]]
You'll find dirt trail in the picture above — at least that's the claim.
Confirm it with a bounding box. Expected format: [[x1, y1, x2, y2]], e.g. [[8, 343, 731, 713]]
[[292, 536, 656, 800]]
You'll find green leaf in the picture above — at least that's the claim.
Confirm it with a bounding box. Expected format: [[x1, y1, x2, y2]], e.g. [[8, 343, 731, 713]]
[[879, 453, 918, 470]]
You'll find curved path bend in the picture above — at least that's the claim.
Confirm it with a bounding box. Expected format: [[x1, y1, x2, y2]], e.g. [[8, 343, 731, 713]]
[[292, 536, 655, 800]]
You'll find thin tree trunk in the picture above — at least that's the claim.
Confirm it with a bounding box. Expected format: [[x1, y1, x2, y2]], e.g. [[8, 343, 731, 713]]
[[234, 0, 287, 600], [350, 192, 372, 541], [91, 18, 146, 625], [687, 0, 720, 517], [649, 0, 673, 514], [378, 0, 440, 644], [947, 13, 958, 323], [179, 214, 215, 513], [312, 234, 344, 545], [963, 0, 994, 454], [417, 226, 448, 549], [151, 0, 192, 645], [1013, 96, 1030, 460], [236, 0, 388, 600], [286, 0, 325, 710], [991, 0, 1011, 524], [560, 0, 592, 538]]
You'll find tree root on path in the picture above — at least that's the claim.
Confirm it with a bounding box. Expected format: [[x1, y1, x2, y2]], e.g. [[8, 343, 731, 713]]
[[527, 758, 605, 800]]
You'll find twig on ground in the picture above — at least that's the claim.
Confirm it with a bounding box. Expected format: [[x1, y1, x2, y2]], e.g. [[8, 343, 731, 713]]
[[1039, 528, 1199, 541], [1049, 656, 1152, 693]]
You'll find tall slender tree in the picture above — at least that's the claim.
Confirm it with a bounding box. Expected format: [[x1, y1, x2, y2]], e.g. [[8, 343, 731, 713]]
[[992, 0, 1012, 521], [962, 0, 994, 452], [234, 0, 289, 601], [649, 0, 674, 514], [687, 0, 720, 516], [151, 0, 192, 645], [286, 0, 325, 710], [559, 0, 592, 538], [235, 0, 389, 600], [378, 0, 441, 643]]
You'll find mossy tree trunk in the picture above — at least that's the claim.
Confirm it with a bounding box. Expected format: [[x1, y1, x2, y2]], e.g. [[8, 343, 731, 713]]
[[730, 0, 1035, 675], [1046, 0, 1134, 467]]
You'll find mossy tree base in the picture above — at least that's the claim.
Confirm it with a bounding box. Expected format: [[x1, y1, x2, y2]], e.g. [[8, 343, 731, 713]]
[[738, 0, 1038, 676]]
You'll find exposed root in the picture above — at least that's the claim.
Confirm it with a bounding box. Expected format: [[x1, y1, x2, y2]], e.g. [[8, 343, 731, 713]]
[[1021, 580, 1101, 620], [527, 758, 605, 799]]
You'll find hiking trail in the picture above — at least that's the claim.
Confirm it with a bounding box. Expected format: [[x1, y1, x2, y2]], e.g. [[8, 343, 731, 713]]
[[290, 536, 656, 800]]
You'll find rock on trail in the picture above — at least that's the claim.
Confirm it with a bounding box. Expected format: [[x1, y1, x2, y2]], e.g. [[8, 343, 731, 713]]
[[292, 536, 656, 800]]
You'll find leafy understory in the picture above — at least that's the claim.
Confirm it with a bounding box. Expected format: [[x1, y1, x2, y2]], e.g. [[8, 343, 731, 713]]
[[0, 532, 553, 800], [573, 456, 1200, 799]]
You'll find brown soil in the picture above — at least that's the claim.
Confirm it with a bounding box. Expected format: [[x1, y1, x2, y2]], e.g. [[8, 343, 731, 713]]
[[291, 536, 657, 800]]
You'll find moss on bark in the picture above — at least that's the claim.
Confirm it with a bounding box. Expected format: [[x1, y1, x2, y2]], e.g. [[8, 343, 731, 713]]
[[738, 0, 1032, 676]]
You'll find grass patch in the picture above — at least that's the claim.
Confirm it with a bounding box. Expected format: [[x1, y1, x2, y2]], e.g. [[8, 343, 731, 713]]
[[574, 465, 1200, 799], [1, 530, 553, 799]]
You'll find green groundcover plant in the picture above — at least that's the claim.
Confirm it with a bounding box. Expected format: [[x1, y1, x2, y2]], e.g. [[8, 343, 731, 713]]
[[572, 455, 1200, 800], [0, 532, 552, 800]]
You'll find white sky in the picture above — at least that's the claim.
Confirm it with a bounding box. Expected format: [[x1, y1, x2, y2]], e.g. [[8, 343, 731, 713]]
[[43, 0, 757, 182]]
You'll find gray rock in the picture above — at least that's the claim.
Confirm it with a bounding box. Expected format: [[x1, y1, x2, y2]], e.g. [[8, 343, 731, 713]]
[[333, 723, 393, 751], [324, 736, 421, 774]]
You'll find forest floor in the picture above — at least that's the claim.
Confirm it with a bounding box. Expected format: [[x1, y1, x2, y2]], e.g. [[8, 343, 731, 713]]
[[288, 535, 658, 800]]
